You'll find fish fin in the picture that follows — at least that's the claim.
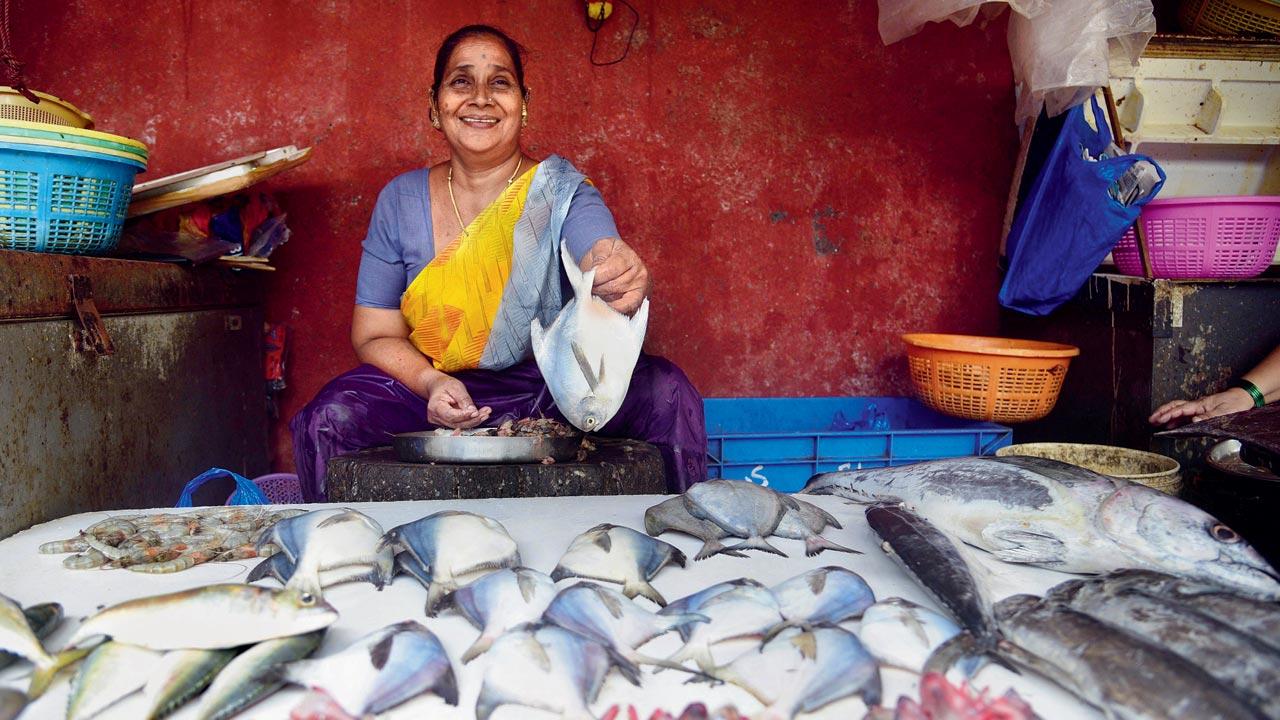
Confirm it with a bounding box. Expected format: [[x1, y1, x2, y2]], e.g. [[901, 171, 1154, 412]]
[[694, 538, 739, 561], [633, 650, 712, 679], [424, 581, 455, 617], [798, 500, 842, 530], [592, 585, 627, 619], [803, 534, 861, 558], [628, 297, 650, 342], [925, 632, 1016, 677], [725, 537, 788, 558], [27, 646, 90, 699], [571, 341, 600, 392], [665, 545, 688, 569], [518, 633, 552, 673], [597, 354, 606, 389], [515, 569, 540, 604], [590, 531, 612, 553], [659, 612, 710, 637], [607, 649, 643, 687], [560, 239, 591, 299], [761, 619, 800, 644], [776, 493, 801, 512], [284, 566, 324, 602], [550, 565, 572, 582], [246, 553, 289, 584], [530, 316, 546, 358], [980, 522, 1068, 565], [623, 579, 668, 607], [315, 510, 377, 532], [789, 630, 818, 660], [806, 571, 828, 595], [474, 683, 504, 720], [461, 634, 494, 664]]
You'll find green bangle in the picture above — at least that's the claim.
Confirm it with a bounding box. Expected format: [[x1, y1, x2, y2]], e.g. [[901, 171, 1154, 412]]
[[1233, 379, 1266, 408]]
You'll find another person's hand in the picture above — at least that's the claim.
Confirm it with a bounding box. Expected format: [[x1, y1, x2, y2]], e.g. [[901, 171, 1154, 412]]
[[425, 373, 491, 429], [582, 237, 651, 315], [1148, 388, 1255, 427]]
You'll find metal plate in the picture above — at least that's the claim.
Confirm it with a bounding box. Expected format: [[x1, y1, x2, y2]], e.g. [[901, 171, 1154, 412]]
[[392, 431, 582, 465], [1206, 440, 1280, 482]]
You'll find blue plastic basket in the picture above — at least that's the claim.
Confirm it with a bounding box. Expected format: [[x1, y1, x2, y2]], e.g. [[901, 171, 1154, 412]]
[[705, 396, 1013, 492], [0, 139, 145, 255]]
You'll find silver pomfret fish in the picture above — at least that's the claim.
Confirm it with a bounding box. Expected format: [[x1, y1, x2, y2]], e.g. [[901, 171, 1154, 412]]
[[805, 456, 1280, 600], [770, 566, 875, 628], [67, 641, 163, 720], [666, 584, 783, 672], [683, 480, 796, 557], [551, 523, 686, 606], [193, 631, 325, 720], [659, 578, 766, 642], [142, 647, 238, 719], [858, 597, 973, 675], [280, 620, 458, 715], [379, 510, 522, 615], [261, 509, 393, 596], [67, 584, 337, 650], [476, 625, 639, 720], [705, 626, 881, 719], [643, 496, 746, 560], [531, 240, 649, 432], [437, 567, 556, 663], [543, 582, 707, 673]]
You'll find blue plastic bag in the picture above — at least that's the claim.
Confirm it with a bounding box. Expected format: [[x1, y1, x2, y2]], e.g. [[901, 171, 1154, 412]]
[[1000, 97, 1165, 316], [175, 467, 269, 507]]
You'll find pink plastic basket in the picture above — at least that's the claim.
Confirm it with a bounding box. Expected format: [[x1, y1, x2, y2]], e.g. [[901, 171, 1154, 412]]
[[1113, 196, 1280, 279]]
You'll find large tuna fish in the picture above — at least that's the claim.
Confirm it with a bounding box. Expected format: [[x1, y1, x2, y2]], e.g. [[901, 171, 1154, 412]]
[[530, 241, 648, 432], [804, 456, 1280, 600]]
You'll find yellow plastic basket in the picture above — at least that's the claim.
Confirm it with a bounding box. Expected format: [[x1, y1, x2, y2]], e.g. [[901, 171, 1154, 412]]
[[1178, 0, 1280, 36], [0, 87, 93, 129]]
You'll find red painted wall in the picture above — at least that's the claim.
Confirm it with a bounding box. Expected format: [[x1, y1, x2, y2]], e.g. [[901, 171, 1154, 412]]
[[15, 1, 1016, 470]]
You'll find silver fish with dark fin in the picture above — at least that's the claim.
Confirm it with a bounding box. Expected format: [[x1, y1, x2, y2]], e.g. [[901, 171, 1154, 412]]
[[437, 567, 556, 663], [280, 620, 458, 715], [666, 584, 783, 673], [551, 523, 685, 606], [142, 647, 238, 719], [994, 594, 1267, 720], [805, 456, 1280, 600], [644, 496, 746, 560], [769, 566, 875, 635], [858, 597, 978, 675], [659, 578, 766, 641], [193, 630, 325, 720], [379, 511, 522, 615], [67, 641, 163, 720], [0, 602, 61, 672], [278, 509, 394, 597], [544, 582, 707, 674], [684, 480, 796, 557], [1047, 578, 1280, 717], [476, 624, 640, 720], [701, 626, 880, 718]]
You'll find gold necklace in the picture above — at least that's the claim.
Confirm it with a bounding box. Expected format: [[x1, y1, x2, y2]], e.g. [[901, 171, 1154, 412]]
[[447, 155, 522, 237]]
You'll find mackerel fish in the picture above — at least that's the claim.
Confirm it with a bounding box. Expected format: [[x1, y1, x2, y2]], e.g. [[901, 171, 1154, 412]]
[[437, 567, 556, 663], [993, 594, 1266, 720], [379, 510, 521, 615], [0, 602, 60, 672], [805, 456, 1280, 600], [552, 523, 685, 606], [66, 641, 162, 720], [141, 647, 238, 719], [193, 631, 325, 720], [531, 240, 649, 432]]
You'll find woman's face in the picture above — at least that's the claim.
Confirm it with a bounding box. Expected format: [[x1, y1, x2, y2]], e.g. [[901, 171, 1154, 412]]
[[436, 36, 523, 159]]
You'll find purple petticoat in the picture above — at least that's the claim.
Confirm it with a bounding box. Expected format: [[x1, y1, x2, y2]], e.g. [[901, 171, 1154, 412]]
[[290, 354, 707, 501]]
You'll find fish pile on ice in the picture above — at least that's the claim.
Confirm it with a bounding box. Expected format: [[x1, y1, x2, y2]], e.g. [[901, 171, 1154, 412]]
[[4, 455, 1280, 719], [37, 507, 305, 573]]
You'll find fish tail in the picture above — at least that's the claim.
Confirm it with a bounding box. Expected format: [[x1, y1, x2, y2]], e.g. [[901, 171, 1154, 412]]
[[658, 612, 710, 636], [245, 554, 286, 584], [283, 567, 324, 601], [27, 646, 90, 699], [461, 633, 495, 664], [726, 537, 788, 558], [435, 662, 460, 706], [803, 534, 861, 557], [694, 538, 746, 561], [923, 632, 1010, 678], [622, 579, 668, 607], [633, 650, 714, 679], [424, 581, 454, 617]]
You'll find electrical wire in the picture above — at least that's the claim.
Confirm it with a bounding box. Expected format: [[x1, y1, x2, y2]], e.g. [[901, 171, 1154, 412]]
[[587, 0, 639, 67]]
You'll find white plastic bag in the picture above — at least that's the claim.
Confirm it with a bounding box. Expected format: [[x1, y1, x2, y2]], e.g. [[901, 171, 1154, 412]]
[[877, 0, 1155, 126], [1008, 0, 1155, 125], [878, 0, 1046, 45]]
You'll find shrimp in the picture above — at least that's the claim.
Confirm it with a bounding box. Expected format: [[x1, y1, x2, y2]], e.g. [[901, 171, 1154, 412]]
[[128, 547, 219, 574], [63, 549, 107, 569], [39, 537, 88, 554]]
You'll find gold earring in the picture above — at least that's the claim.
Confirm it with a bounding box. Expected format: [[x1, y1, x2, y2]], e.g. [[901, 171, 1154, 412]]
[[430, 107, 441, 130], [520, 103, 528, 128]]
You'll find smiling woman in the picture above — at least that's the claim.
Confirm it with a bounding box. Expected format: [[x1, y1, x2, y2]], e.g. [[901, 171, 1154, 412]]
[[289, 25, 707, 501]]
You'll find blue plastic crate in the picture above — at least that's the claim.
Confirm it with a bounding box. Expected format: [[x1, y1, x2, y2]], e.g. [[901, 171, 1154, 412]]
[[704, 397, 1012, 493]]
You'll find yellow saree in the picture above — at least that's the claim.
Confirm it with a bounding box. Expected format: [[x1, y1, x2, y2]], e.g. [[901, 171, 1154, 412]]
[[400, 166, 537, 372]]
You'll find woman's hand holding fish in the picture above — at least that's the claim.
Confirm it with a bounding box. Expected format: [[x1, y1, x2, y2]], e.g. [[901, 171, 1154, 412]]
[[1148, 388, 1254, 427], [425, 374, 491, 429], [582, 238, 651, 316]]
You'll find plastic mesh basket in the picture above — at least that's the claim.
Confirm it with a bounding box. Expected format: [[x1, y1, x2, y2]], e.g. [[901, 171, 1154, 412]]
[[1113, 196, 1280, 279], [1178, 0, 1280, 36], [248, 473, 305, 504], [903, 334, 1079, 424], [0, 139, 144, 255]]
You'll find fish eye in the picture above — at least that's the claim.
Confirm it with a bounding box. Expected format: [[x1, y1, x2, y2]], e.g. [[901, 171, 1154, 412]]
[[585, 417, 597, 429], [1209, 523, 1240, 544], [299, 592, 316, 605]]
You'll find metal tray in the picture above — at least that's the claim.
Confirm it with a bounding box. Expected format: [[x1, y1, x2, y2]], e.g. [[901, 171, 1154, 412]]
[[392, 431, 582, 465], [1206, 440, 1280, 482]]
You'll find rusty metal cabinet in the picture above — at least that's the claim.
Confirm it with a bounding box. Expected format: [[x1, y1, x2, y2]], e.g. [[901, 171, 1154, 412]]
[[1001, 273, 1280, 468], [0, 250, 268, 537]]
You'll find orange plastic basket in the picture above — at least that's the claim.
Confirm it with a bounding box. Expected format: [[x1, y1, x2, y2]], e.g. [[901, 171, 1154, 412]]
[[903, 334, 1080, 423]]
